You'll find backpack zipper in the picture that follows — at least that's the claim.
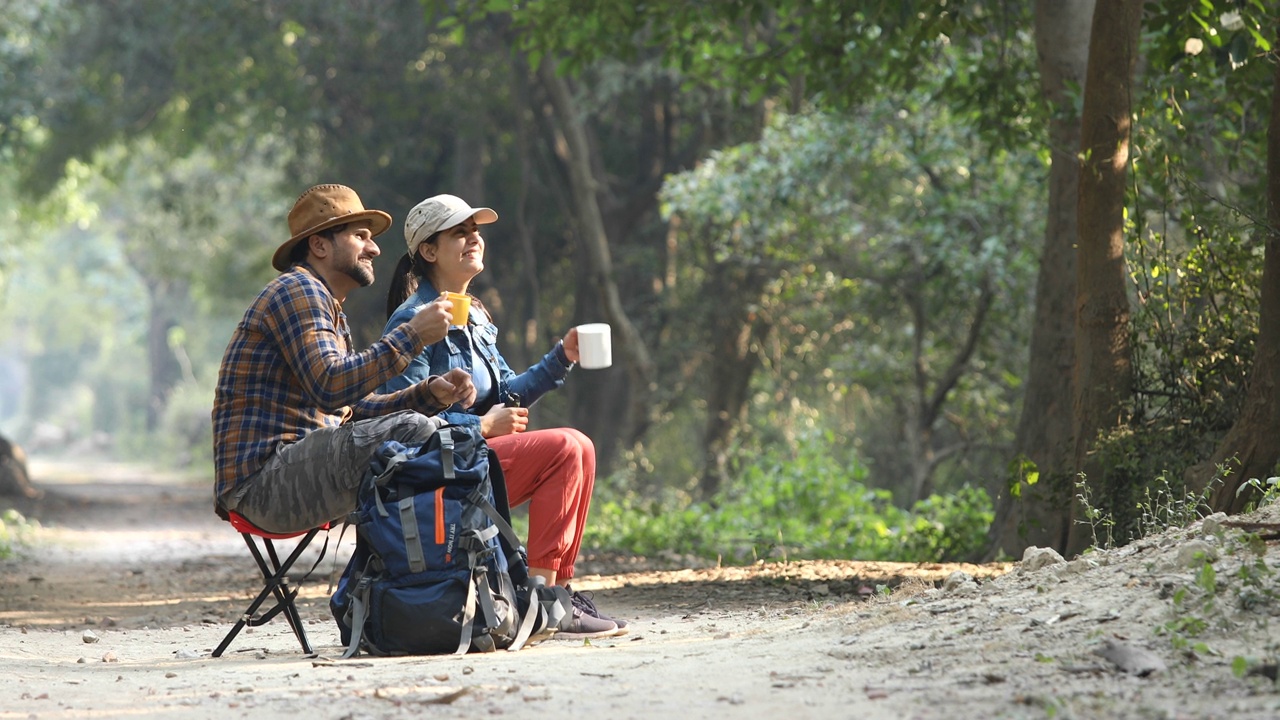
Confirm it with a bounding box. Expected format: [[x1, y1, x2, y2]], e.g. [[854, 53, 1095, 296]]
[[434, 488, 446, 546]]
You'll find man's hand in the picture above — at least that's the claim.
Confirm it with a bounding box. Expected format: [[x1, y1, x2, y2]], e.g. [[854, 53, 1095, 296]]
[[479, 405, 529, 438], [426, 367, 476, 409], [407, 297, 453, 345]]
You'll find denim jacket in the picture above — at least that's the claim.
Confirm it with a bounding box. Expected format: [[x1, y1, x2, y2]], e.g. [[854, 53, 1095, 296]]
[[378, 280, 573, 429]]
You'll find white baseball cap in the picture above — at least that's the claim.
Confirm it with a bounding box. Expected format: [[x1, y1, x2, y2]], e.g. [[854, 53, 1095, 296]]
[[404, 194, 498, 257]]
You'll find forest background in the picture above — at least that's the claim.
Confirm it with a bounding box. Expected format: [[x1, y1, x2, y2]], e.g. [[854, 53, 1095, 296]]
[[0, 0, 1275, 565]]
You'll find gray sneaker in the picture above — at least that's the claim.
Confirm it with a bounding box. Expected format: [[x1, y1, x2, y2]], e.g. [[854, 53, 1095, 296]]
[[569, 588, 629, 634], [558, 605, 621, 638]]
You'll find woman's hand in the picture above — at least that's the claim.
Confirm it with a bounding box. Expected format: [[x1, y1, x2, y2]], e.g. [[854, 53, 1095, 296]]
[[479, 404, 529, 438], [426, 367, 476, 408], [562, 327, 580, 364]]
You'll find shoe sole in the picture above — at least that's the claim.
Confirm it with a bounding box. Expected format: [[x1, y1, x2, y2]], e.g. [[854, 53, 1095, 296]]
[[521, 627, 558, 647], [550, 627, 624, 640]]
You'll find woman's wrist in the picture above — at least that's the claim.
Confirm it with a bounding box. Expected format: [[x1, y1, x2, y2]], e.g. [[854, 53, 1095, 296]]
[[552, 341, 575, 371]]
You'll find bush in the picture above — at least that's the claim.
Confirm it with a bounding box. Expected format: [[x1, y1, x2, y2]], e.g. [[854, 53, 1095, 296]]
[[584, 429, 993, 563], [0, 508, 36, 560]]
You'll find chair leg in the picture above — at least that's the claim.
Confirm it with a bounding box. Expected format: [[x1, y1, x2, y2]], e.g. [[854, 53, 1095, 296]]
[[261, 540, 315, 654], [213, 528, 320, 657]]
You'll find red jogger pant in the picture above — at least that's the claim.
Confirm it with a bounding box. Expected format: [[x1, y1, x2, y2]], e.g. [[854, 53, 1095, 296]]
[[486, 428, 595, 580]]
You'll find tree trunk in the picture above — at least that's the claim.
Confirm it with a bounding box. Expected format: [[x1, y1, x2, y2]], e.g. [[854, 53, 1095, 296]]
[[512, 88, 543, 356], [906, 275, 995, 504], [452, 132, 486, 205], [537, 60, 657, 450], [570, 258, 629, 471], [1185, 51, 1280, 514], [146, 279, 187, 431], [0, 434, 39, 499], [699, 265, 771, 500], [1065, 0, 1142, 555], [987, 0, 1093, 559]]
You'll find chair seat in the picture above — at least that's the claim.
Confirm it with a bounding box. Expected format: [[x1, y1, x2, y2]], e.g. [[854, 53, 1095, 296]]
[[227, 511, 330, 539]]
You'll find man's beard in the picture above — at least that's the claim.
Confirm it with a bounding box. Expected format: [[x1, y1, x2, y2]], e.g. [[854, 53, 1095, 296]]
[[341, 257, 375, 287]]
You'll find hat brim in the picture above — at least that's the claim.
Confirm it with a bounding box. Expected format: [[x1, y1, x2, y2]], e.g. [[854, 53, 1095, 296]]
[[439, 206, 498, 233], [272, 209, 393, 271]]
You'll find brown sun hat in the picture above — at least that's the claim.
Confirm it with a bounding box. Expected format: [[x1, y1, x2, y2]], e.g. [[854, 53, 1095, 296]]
[[273, 184, 393, 271]]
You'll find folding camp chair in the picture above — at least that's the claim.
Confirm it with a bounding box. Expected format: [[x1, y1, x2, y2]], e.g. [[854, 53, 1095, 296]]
[[212, 512, 329, 658]]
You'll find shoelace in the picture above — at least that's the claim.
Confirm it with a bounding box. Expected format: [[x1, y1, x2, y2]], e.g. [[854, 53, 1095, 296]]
[[570, 590, 601, 617]]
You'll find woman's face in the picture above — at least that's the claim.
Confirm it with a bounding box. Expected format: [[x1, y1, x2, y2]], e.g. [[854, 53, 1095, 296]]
[[422, 217, 485, 284]]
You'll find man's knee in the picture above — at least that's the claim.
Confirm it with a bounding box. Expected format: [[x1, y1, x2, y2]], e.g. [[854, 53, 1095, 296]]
[[369, 410, 440, 446]]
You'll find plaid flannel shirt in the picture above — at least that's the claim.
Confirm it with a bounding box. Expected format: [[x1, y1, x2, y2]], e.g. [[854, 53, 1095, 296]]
[[212, 264, 442, 507]]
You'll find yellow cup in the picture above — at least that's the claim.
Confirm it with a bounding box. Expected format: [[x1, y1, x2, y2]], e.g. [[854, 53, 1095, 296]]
[[445, 292, 471, 326]]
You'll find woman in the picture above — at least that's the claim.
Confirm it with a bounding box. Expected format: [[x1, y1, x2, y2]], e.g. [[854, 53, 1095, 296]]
[[380, 193, 625, 638]]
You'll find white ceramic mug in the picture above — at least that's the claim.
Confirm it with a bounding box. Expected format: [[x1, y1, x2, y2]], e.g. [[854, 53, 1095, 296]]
[[576, 323, 612, 369]]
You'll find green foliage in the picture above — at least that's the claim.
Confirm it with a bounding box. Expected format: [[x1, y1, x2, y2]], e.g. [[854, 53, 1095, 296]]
[[898, 487, 995, 562], [0, 133, 289, 464], [1157, 534, 1279, 656], [1158, 558, 1219, 649], [6, 0, 1274, 565], [1054, 2, 1276, 542], [659, 101, 1041, 501], [0, 508, 36, 560], [1146, 1, 1276, 79], [1073, 451, 1221, 551], [1232, 654, 1250, 678], [1073, 474, 1116, 550], [118, 379, 215, 472], [1076, 0, 1273, 531], [1137, 474, 1222, 539], [445, 0, 1040, 146], [1237, 476, 1280, 512], [584, 429, 993, 563]]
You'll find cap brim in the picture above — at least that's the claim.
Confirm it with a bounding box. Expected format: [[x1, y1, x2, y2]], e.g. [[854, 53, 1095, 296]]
[[440, 206, 498, 231], [272, 209, 393, 271]]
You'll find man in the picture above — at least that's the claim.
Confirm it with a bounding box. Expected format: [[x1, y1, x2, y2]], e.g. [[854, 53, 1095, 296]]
[[213, 184, 475, 533]]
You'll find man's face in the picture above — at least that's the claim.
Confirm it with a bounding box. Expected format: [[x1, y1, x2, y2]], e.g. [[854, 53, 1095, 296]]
[[329, 221, 380, 287]]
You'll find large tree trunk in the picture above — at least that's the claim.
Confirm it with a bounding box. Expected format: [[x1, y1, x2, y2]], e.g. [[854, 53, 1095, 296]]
[[1185, 52, 1280, 513], [0, 434, 39, 499], [987, 0, 1093, 559], [1065, 0, 1142, 555], [537, 60, 657, 451]]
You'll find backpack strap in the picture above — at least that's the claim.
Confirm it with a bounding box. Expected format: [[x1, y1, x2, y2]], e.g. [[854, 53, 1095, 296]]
[[507, 583, 547, 651], [466, 487, 524, 557], [325, 520, 356, 595], [485, 458, 530, 586], [399, 494, 427, 574], [371, 450, 411, 518], [340, 572, 373, 659], [454, 568, 480, 655], [437, 427, 456, 480], [475, 571, 500, 632], [540, 583, 574, 630]]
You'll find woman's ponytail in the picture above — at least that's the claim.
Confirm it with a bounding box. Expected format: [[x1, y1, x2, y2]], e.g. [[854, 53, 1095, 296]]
[[385, 253, 418, 320]]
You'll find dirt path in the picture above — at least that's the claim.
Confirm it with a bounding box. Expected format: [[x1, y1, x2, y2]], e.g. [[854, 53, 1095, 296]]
[[2, 459, 1279, 719]]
